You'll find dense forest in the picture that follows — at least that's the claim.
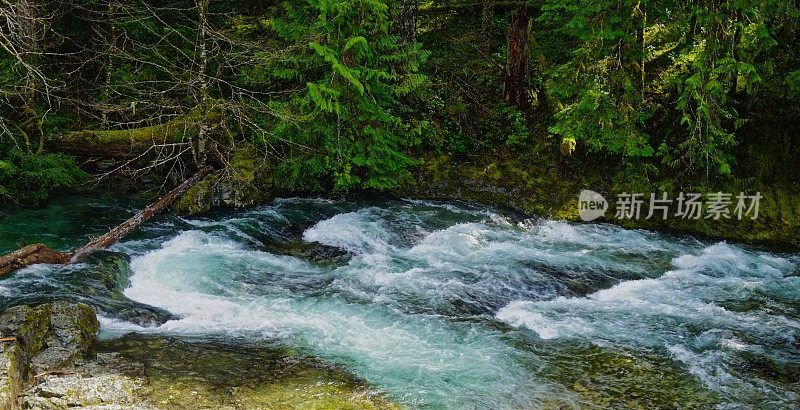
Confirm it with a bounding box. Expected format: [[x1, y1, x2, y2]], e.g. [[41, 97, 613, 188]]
[[1, 0, 799, 243]]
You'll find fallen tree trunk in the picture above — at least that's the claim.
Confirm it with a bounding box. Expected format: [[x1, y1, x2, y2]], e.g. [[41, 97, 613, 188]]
[[0, 165, 213, 277], [52, 116, 199, 159], [419, 1, 531, 14], [0, 244, 71, 276]]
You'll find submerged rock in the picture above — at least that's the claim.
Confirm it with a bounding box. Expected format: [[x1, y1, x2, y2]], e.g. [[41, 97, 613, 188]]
[[543, 343, 720, 408], [58, 252, 176, 328], [93, 335, 400, 410], [265, 240, 352, 267], [95, 303, 175, 329]]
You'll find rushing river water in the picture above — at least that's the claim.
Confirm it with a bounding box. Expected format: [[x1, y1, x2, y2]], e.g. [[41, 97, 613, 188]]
[[2, 195, 799, 408]]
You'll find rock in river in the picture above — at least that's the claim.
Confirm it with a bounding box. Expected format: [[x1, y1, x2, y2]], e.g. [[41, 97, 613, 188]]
[[0, 302, 99, 409], [0, 302, 398, 409]]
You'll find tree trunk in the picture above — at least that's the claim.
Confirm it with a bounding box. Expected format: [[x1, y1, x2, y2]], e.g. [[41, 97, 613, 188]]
[[729, 22, 742, 97], [101, 0, 119, 130], [634, 2, 646, 96], [0, 165, 214, 277], [504, 5, 532, 114], [193, 0, 210, 166], [481, 0, 495, 37], [397, 0, 418, 43], [20, 89, 42, 154], [12, 0, 46, 154], [686, 14, 697, 45]]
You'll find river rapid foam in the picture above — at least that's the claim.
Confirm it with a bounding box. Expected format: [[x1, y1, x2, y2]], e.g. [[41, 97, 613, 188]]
[[7, 198, 798, 408]]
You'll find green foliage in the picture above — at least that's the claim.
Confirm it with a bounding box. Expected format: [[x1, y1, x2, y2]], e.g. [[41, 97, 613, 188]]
[[0, 149, 88, 205], [539, 0, 799, 182], [268, 0, 429, 192], [788, 70, 800, 98], [541, 0, 653, 158], [504, 110, 529, 148], [414, 10, 526, 158], [661, 0, 790, 179], [0, 0, 797, 209]]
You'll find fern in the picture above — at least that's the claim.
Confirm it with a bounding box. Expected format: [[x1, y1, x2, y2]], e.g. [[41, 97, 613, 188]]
[[0, 150, 88, 205]]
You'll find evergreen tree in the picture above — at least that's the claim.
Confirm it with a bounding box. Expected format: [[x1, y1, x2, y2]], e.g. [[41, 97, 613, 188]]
[[269, 0, 428, 191]]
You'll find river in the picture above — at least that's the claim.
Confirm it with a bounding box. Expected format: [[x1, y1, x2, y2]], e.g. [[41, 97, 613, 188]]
[[1, 195, 798, 408]]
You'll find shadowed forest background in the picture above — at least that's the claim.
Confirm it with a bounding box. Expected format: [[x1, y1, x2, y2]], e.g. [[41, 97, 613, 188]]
[[1, 0, 799, 244]]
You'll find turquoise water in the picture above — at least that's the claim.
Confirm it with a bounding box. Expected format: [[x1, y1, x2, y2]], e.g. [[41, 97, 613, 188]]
[[2, 196, 799, 408]]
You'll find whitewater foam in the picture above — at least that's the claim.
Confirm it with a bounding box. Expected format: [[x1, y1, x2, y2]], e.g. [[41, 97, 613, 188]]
[[94, 200, 800, 408], [496, 241, 800, 405], [303, 209, 395, 254], [120, 225, 545, 407]]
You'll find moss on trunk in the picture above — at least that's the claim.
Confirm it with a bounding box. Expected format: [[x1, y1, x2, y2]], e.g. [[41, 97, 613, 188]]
[[52, 117, 198, 159]]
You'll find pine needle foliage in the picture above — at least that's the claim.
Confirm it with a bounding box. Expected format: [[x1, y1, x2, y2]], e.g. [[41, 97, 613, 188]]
[[268, 0, 429, 192]]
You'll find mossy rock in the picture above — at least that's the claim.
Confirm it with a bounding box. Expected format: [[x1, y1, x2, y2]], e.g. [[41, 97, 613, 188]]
[[174, 146, 274, 216], [0, 302, 100, 409], [94, 335, 400, 409], [174, 176, 214, 216]]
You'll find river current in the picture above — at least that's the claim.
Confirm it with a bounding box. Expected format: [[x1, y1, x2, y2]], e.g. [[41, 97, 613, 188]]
[[2, 196, 798, 408]]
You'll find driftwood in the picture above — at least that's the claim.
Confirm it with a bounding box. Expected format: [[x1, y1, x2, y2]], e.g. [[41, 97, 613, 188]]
[[0, 165, 213, 277], [0, 244, 70, 276]]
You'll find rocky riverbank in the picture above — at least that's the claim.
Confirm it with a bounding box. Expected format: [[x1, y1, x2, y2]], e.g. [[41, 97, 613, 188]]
[[0, 302, 398, 409], [1, 302, 100, 409]]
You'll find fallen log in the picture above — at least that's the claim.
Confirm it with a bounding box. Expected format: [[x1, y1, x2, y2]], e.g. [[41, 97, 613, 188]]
[[70, 165, 213, 261], [419, 1, 533, 14], [0, 165, 213, 277], [0, 244, 71, 276], [52, 116, 198, 159]]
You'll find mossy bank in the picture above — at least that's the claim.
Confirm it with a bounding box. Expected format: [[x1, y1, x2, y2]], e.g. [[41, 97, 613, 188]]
[[395, 154, 800, 250], [171, 149, 799, 250]]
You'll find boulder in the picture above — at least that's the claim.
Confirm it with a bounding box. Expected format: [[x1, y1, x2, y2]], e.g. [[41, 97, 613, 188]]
[[0, 302, 99, 410], [174, 146, 273, 216], [20, 373, 148, 409]]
